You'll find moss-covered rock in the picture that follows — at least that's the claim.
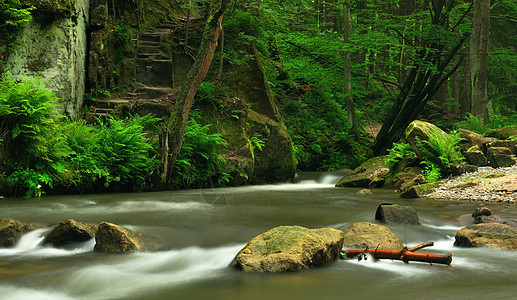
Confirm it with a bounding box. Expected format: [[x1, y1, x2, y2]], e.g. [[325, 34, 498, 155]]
[[230, 226, 344, 272], [487, 147, 516, 168], [464, 145, 488, 166], [42, 219, 97, 248], [375, 203, 420, 225], [405, 120, 448, 159], [29, 0, 74, 17], [450, 163, 478, 176], [0, 218, 31, 247], [454, 223, 517, 250], [486, 126, 517, 141], [457, 128, 487, 153], [343, 222, 403, 250], [335, 156, 389, 188], [400, 182, 440, 198]]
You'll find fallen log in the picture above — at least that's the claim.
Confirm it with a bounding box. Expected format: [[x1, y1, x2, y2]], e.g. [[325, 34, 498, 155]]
[[341, 242, 452, 265]]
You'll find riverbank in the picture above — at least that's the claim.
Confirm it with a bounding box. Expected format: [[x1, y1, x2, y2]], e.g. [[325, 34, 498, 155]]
[[426, 165, 517, 204]]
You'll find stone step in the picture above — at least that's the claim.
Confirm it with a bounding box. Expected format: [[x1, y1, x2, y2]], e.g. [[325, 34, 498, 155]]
[[134, 85, 173, 99], [136, 58, 173, 87], [93, 99, 130, 109], [137, 53, 170, 61]]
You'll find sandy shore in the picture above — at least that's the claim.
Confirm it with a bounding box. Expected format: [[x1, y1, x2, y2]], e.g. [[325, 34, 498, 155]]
[[426, 165, 517, 204]]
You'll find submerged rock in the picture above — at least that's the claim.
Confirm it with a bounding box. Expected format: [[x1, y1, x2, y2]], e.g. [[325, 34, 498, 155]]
[[230, 225, 344, 272], [0, 218, 31, 247], [94, 222, 141, 253], [375, 203, 420, 225], [355, 189, 373, 195], [42, 219, 97, 248], [473, 215, 517, 228], [335, 156, 389, 188], [454, 223, 517, 251], [342, 222, 403, 250]]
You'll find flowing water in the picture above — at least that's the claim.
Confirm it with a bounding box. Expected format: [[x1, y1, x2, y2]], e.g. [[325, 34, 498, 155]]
[[1, 171, 517, 299]]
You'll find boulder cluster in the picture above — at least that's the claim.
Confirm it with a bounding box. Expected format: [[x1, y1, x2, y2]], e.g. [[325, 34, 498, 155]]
[[336, 121, 517, 199], [0, 218, 157, 253]]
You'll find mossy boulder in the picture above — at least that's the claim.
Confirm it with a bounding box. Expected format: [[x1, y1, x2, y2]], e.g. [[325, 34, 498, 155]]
[[400, 182, 440, 198], [454, 223, 517, 250], [335, 156, 389, 188], [375, 203, 420, 225], [94, 222, 141, 253], [485, 126, 517, 141], [405, 120, 448, 159], [464, 145, 488, 166], [42, 219, 97, 248], [450, 163, 478, 176], [385, 166, 423, 191], [0, 218, 31, 247], [342, 222, 403, 250], [230, 226, 344, 272], [487, 147, 516, 168], [457, 128, 487, 153]]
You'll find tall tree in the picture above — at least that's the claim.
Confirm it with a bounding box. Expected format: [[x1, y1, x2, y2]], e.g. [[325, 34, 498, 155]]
[[162, 0, 230, 185], [372, 0, 474, 155], [469, 0, 490, 121], [343, 0, 357, 135]]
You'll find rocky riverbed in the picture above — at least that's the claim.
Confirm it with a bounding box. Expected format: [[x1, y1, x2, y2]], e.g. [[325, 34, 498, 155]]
[[426, 165, 517, 204]]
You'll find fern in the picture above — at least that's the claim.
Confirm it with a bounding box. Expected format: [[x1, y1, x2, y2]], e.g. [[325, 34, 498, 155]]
[[420, 129, 464, 180], [385, 141, 416, 171]]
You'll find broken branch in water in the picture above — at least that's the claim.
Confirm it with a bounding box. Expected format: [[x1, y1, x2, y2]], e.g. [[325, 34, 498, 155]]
[[341, 242, 452, 265]]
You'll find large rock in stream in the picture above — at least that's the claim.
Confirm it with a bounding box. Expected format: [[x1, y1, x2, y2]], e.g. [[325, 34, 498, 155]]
[[42, 219, 97, 248], [375, 203, 420, 225], [94, 222, 142, 253], [230, 225, 344, 272], [343, 222, 403, 250], [0, 218, 31, 247], [454, 223, 517, 251]]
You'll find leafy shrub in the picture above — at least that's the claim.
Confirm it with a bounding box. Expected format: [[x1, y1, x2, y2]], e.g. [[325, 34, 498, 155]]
[[172, 117, 228, 188], [420, 130, 464, 181], [385, 141, 416, 171]]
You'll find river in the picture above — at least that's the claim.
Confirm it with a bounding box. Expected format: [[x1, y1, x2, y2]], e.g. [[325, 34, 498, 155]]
[[1, 171, 517, 299]]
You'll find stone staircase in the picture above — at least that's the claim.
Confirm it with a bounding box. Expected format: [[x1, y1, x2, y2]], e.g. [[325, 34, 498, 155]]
[[86, 28, 175, 120]]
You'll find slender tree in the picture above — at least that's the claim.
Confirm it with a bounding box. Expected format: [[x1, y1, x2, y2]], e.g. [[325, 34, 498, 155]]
[[470, 0, 490, 121], [162, 0, 230, 185], [343, 0, 357, 135]]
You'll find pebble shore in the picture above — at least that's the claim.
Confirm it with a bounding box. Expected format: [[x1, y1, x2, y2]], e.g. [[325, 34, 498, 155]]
[[426, 165, 517, 204]]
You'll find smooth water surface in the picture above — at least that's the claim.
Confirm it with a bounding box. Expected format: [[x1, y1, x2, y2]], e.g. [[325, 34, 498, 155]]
[[1, 172, 517, 299]]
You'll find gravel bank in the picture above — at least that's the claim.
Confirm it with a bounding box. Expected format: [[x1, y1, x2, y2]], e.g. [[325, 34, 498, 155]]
[[426, 165, 517, 204]]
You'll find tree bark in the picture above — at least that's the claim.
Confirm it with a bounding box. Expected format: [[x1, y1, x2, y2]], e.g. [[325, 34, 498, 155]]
[[343, 0, 357, 136], [470, 0, 490, 121], [342, 242, 453, 265], [162, 0, 230, 185]]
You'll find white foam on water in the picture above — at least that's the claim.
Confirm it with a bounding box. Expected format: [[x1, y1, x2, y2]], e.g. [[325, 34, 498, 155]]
[[0, 228, 95, 257], [0, 284, 73, 300], [57, 244, 244, 299]]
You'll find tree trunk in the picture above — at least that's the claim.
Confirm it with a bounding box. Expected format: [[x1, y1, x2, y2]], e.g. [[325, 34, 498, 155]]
[[460, 48, 471, 118], [451, 55, 460, 115], [470, 0, 490, 121], [162, 0, 230, 185], [216, 24, 225, 84], [343, 0, 357, 136], [342, 242, 452, 265]]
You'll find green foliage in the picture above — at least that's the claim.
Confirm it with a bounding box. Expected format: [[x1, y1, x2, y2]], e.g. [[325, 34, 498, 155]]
[[419, 130, 464, 181], [385, 141, 416, 171], [7, 166, 52, 197], [172, 117, 228, 188], [0, 1, 34, 31], [113, 23, 132, 43], [0, 72, 161, 195], [0, 72, 62, 166], [454, 113, 517, 135]]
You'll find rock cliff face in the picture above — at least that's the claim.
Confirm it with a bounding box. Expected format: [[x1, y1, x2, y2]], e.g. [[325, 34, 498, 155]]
[[3, 0, 296, 184], [4, 0, 90, 120]]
